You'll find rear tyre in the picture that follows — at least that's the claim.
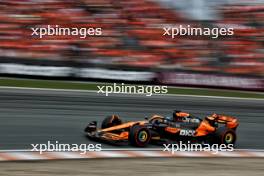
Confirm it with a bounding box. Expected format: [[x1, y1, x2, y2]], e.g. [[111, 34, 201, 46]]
[[101, 115, 122, 129], [129, 125, 151, 147], [214, 127, 236, 145]]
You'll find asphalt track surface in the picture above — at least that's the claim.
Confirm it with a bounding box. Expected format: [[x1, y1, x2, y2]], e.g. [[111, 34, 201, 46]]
[[1, 158, 264, 176], [0, 88, 263, 150]]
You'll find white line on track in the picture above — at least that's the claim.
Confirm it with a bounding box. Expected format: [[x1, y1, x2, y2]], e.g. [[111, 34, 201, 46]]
[[0, 86, 263, 101]]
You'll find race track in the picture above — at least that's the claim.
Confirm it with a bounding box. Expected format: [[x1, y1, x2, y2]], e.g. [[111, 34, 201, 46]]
[[0, 88, 263, 150], [1, 158, 264, 176]]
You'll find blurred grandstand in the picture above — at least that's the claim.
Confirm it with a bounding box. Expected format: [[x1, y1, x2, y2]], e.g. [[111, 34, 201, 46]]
[[0, 0, 263, 89]]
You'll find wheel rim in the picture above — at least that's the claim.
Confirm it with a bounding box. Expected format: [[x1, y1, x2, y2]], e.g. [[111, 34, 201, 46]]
[[138, 131, 148, 142], [225, 133, 234, 143]]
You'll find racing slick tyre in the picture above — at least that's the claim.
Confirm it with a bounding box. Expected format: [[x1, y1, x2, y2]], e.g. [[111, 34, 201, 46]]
[[101, 115, 122, 129], [214, 127, 236, 145], [129, 125, 151, 147]]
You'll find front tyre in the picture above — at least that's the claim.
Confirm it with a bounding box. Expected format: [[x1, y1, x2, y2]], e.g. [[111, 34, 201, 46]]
[[129, 125, 151, 147]]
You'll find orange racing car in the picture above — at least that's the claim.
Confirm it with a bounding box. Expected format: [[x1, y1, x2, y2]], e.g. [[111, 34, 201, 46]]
[[84, 110, 239, 147]]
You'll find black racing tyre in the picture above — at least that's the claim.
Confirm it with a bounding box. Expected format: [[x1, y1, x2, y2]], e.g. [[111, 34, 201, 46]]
[[214, 127, 236, 145], [101, 115, 122, 129], [129, 125, 151, 147]]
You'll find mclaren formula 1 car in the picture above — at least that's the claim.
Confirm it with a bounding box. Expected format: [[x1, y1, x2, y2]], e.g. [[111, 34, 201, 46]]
[[84, 111, 239, 147]]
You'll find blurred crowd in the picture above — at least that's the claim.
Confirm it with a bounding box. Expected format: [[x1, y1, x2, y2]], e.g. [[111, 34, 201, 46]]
[[0, 0, 263, 76]]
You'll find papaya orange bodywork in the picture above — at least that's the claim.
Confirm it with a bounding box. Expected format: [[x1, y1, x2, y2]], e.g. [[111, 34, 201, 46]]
[[99, 121, 146, 140], [165, 127, 180, 134], [195, 121, 215, 136], [217, 115, 239, 129], [100, 121, 146, 133], [101, 131, 129, 141]]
